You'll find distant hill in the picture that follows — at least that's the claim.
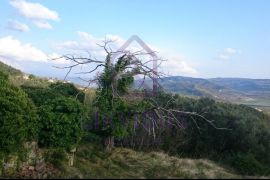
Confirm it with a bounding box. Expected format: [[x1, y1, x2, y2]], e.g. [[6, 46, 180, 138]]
[[209, 78, 270, 92], [1, 60, 270, 109], [135, 76, 270, 108], [0, 60, 22, 76], [209, 78, 270, 105], [0, 60, 55, 87]]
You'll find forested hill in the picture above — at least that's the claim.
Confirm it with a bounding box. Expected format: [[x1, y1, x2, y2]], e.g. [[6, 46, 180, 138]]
[[2, 60, 270, 108], [0, 60, 61, 87], [210, 78, 270, 92], [144, 76, 270, 107], [0, 61, 22, 76]]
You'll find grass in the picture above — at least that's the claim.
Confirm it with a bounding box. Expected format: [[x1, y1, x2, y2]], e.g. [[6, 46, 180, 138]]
[[60, 143, 242, 179]]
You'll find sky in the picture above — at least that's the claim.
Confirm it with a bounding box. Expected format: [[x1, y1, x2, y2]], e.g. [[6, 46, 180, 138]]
[[0, 0, 270, 80]]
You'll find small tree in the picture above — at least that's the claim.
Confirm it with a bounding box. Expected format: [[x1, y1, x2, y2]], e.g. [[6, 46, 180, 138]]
[[0, 72, 39, 153], [38, 96, 85, 150], [94, 54, 137, 151]]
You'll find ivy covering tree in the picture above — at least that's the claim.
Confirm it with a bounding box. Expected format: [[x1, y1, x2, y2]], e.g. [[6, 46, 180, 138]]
[[0, 72, 39, 153], [93, 54, 137, 151], [54, 41, 227, 152]]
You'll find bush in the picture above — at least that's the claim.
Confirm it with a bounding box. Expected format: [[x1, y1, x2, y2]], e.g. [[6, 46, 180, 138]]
[[49, 82, 85, 103], [0, 72, 39, 153], [38, 96, 85, 150], [21, 86, 57, 107], [229, 154, 267, 175], [22, 82, 85, 106]]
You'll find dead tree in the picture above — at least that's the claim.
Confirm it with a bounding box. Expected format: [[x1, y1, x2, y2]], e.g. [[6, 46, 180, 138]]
[[52, 40, 230, 151]]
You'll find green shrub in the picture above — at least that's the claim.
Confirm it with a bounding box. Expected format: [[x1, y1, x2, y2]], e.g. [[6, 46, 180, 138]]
[[21, 86, 57, 107], [0, 72, 39, 153], [22, 82, 85, 106], [38, 96, 85, 150], [29, 74, 35, 79], [229, 154, 267, 175], [49, 82, 85, 103]]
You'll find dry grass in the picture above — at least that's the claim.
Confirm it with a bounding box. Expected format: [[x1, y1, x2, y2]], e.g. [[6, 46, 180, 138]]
[[60, 143, 242, 179]]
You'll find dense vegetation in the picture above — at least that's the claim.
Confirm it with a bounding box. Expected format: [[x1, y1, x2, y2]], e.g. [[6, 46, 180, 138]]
[[38, 96, 85, 149], [0, 72, 38, 153], [140, 92, 270, 175], [0, 70, 85, 155], [0, 61, 22, 76], [22, 83, 86, 149], [0, 61, 270, 177]]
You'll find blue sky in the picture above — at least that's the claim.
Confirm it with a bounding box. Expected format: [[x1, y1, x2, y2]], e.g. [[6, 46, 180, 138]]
[[0, 0, 270, 79]]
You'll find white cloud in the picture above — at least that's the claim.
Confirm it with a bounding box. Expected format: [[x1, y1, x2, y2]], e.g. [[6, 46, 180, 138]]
[[161, 55, 198, 76], [55, 32, 198, 77], [0, 36, 71, 64], [218, 47, 240, 60], [56, 31, 107, 57], [9, 0, 59, 29], [0, 36, 47, 62], [32, 20, 52, 29], [57, 32, 158, 58], [47, 53, 70, 64], [224, 47, 237, 54], [6, 20, 30, 32], [0, 36, 71, 75]]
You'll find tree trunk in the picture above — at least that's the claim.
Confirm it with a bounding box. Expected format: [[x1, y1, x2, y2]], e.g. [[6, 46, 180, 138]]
[[104, 136, 114, 152]]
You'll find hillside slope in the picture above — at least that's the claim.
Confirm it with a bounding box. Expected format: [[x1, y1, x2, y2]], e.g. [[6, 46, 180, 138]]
[[0, 60, 22, 76], [210, 78, 270, 106], [158, 76, 250, 103], [60, 143, 241, 179], [0, 60, 60, 88], [135, 76, 270, 108]]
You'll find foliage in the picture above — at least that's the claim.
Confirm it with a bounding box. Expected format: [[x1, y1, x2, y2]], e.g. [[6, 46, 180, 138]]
[[228, 154, 267, 176], [50, 82, 85, 103], [22, 86, 58, 107], [121, 91, 270, 175], [29, 74, 35, 79], [93, 54, 135, 139], [22, 82, 85, 106], [0, 72, 39, 153], [21, 80, 87, 151], [38, 96, 85, 150], [0, 61, 22, 77], [0, 71, 8, 82]]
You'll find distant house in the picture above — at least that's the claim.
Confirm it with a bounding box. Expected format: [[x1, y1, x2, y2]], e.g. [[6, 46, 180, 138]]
[[47, 77, 57, 83], [63, 80, 72, 84], [23, 74, 29, 80], [254, 107, 263, 112], [48, 79, 55, 83]]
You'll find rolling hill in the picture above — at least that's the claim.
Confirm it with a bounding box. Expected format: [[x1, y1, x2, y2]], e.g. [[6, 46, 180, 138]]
[[1, 60, 270, 111], [134, 76, 270, 111], [0, 61, 22, 76]]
